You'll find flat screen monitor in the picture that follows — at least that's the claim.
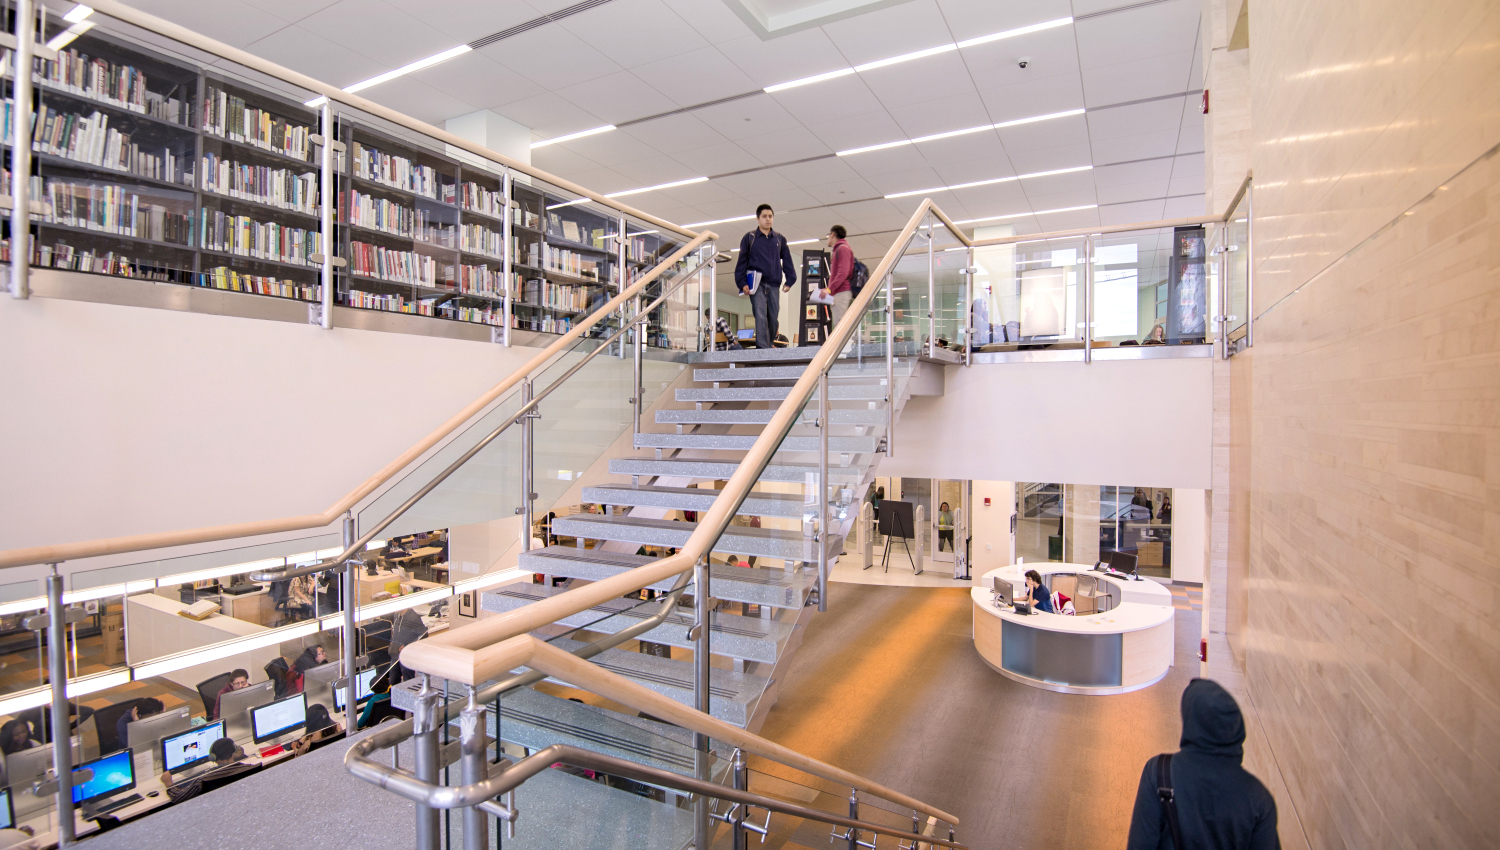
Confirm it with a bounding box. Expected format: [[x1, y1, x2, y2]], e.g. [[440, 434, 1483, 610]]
[[302, 660, 343, 710], [218, 679, 276, 742], [125, 706, 191, 757], [0, 789, 13, 830], [1109, 550, 1139, 575], [161, 721, 225, 773], [333, 667, 380, 712], [251, 693, 307, 744], [991, 577, 1013, 607], [7, 739, 82, 791], [71, 749, 135, 805]]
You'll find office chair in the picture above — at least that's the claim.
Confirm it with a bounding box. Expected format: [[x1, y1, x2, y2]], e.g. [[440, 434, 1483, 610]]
[[196, 672, 234, 717], [92, 699, 144, 756], [265, 657, 292, 699]]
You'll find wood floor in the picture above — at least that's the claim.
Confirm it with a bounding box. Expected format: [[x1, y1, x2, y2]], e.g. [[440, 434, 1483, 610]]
[[752, 582, 1205, 850]]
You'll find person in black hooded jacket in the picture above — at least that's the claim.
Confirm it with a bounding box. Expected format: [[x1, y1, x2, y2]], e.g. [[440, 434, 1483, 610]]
[[1127, 678, 1280, 849]]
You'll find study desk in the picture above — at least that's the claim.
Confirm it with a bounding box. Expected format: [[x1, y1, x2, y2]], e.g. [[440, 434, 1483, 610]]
[[972, 564, 1174, 695], [354, 570, 444, 607]]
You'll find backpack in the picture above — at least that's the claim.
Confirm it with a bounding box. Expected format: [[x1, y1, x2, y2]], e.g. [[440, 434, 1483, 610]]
[[848, 258, 870, 296]]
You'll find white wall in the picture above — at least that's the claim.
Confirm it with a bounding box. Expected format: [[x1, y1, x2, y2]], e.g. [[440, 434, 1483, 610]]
[[970, 480, 1015, 574], [0, 295, 540, 555], [881, 358, 1213, 489], [1170, 488, 1206, 584]]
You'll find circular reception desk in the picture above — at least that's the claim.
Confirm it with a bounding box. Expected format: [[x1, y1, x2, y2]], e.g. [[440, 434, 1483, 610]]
[[972, 564, 1174, 695]]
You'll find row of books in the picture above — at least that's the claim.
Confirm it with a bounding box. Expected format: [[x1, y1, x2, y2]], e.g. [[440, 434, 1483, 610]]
[[202, 86, 312, 162], [460, 181, 504, 219], [348, 240, 437, 286], [345, 189, 440, 238], [200, 210, 322, 266], [34, 48, 188, 125], [535, 243, 599, 281], [0, 238, 192, 282], [199, 267, 321, 301], [454, 265, 515, 297], [512, 279, 594, 313], [448, 304, 503, 326], [622, 236, 656, 263], [200, 153, 317, 214], [549, 217, 612, 250], [42, 179, 194, 245], [352, 141, 455, 203], [459, 223, 505, 259], [511, 313, 574, 334], [30, 104, 187, 184], [511, 205, 541, 230]]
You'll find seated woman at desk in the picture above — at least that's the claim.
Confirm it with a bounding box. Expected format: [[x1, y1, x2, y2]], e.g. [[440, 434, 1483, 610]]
[[0, 719, 38, 756], [1024, 570, 1056, 614], [289, 704, 343, 756], [160, 738, 257, 804]]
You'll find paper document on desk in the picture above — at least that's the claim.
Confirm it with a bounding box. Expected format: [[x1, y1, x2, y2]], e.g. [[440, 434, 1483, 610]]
[[177, 600, 220, 620]]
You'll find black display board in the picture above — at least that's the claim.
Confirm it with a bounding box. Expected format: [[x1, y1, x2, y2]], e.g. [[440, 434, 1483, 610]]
[[797, 248, 829, 346], [1167, 226, 1207, 343], [878, 500, 915, 539]]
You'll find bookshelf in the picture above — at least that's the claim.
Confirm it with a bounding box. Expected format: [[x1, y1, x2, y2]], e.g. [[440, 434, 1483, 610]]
[[4, 23, 696, 342]]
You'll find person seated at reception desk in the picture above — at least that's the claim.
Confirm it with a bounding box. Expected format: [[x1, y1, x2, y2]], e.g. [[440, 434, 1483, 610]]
[[1024, 570, 1056, 613]]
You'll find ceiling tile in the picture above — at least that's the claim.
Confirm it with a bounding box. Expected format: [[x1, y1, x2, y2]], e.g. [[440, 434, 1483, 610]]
[[1098, 199, 1165, 225], [632, 47, 761, 108], [767, 74, 886, 124], [657, 180, 742, 207], [675, 142, 766, 176], [976, 72, 1086, 121], [1087, 98, 1189, 140], [714, 169, 799, 199], [560, 166, 634, 194], [842, 146, 941, 181], [557, 0, 710, 69], [820, 0, 953, 67], [885, 91, 993, 137], [243, 25, 385, 85], [1081, 52, 1195, 107], [994, 112, 1090, 152], [133, 0, 292, 45], [959, 28, 1081, 91], [240, 0, 354, 24], [1096, 179, 1172, 206], [1161, 194, 1206, 218], [1074, 0, 1200, 66], [296, 0, 459, 69], [1019, 168, 1098, 196], [858, 53, 977, 110], [942, 180, 1037, 211], [482, 25, 623, 90], [935, 0, 1073, 39], [557, 71, 679, 124], [381, 0, 543, 42], [774, 156, 862, 188], [365, 77, 481, 124], [411, 50, 547, 113], [612, 155, 700, 185], [692, 94, 803, 141], [932, 158, 1020, 187], [715, 29, 850, 89], [657, 0, 750, 44], [1093, 157, 1176, 187], [916, 132, 1010, 166], [491, 94, 604, 140], [803, 177, 882, 206], [735, 127, 833, 163], [1006, 141, 1092, 174], [1091, 131, 1180, 164], [1177, 117, 1205, 154], [619, 114, 730, 155], [528, 145, 605, 176], [804, 110, 907, 153], [552, 128, 662, 166]]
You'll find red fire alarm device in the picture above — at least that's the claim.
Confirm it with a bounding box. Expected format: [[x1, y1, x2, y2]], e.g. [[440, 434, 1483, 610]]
[[983, 497, 991, 507], [1199, 638, 1208, 662], [1201, 89, 1210, 114]]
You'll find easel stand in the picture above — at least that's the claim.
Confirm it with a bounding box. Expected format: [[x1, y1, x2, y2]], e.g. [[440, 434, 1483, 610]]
[[878, 512, 919, 575]]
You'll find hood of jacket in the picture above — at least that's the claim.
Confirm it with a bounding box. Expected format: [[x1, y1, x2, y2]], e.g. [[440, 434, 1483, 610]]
[[1179, 678, 1246, 761]]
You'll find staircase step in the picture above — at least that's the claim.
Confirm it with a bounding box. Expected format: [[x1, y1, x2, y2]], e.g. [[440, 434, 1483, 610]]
[[609, 456, 863, 484], [483, 582, 794, 664], [518, 546, 809, 609], [552, 514, 839, 562], [676, 385, 887, 403], [656, 408, 886, 426], [583, 485, 807, 519], [490, 687, 710, 776], [692, 361, 909, 382], [694, 347, 821, 364], [633, 432, 879, 453]]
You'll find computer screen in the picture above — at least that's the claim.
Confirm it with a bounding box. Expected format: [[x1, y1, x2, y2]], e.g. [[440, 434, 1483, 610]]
[[333, 667, 380, 712], [219, 679, 276, 741], [0, 789, 12, 830], [161, 721, 225, 773], [126, 706, 191, 755], [251, 693, 307, 743], [72, 749, 135, 805], [1109, 550, 1139, 575], [991, 577, 1013, 607]]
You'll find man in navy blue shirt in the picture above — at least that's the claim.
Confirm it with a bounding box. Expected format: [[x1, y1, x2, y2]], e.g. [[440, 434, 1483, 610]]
[[733, 204, 797, 349]]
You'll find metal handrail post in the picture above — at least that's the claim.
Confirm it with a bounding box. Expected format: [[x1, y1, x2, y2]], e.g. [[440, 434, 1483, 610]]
[[885, 274, 894, 458], [965, 246, 974, 367], [412, 677, 442, 850], [460, 688, 489, 850], [732, 750, 748, 850], [10, 0, 34, 300], [340, 512, 358, 726], [693, 558, 713, 850], [708, 243, 717, 352], [632, 310, 643, 442], [1083, 235, 1093, 363], [318, 102, 335, 329], [46, 566, 74, 845], [847, 789, 860, 850], [918, 214, 930, 361], [520, 379, 533, 553], [502, 168, 513, 346], [1245, 179, 1254, 349], [817, 370, 829, 613]]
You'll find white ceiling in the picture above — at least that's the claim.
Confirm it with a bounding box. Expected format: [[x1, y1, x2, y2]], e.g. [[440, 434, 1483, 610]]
[[102, 0, 1207, 284]]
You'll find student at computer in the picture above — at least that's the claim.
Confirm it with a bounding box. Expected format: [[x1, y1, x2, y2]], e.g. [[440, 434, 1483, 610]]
[[159, 738, 256, 805], [293, 645, 328, 677], [115, 697, 164, 753], [0, 719, 37, 756], [289, 704, 343, 757], [209, 669, 251, 721], [1024, 569, 1056, 614]]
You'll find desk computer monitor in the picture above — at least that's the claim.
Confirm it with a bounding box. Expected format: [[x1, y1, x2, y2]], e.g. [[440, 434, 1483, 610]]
[[302, 661, 342, 711], [991, 577, 1013, 607], [333, 667, 380, 713], [126, 706, 191, 762], [0, 789, 13, 830], [251, 693, 307, 745], [71, 749, 135, 806], [161, 721, 225, 774], [1108, 550, 1139, 576], [218, 679, 276, 742]]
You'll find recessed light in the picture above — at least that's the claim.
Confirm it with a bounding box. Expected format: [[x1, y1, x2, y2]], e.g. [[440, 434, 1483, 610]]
[[531, 125, 617, 149], [304, 44, 472, 106], [836, 109, 1084, 157], [956, 204, 1099, 225], [884, 165, 1093, 199], [63, 4, 93, 22]]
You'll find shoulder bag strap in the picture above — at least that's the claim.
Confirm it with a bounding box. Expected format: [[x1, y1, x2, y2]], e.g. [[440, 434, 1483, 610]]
[[1157, 753, 1188, 850]]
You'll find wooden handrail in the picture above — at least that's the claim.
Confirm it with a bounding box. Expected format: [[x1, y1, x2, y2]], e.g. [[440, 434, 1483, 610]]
[[402, 632, 961, 825], [0, 233, 715, 569]]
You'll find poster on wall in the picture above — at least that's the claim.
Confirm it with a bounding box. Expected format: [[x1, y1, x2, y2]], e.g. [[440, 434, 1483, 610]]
[[1168, 227, 1207, 341]]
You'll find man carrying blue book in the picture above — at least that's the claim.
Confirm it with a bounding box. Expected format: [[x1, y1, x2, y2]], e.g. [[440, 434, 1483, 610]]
[[733, 203, 797, 349]]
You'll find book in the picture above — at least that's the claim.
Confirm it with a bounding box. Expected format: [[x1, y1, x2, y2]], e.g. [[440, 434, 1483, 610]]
[[178, 599, 220, 620]]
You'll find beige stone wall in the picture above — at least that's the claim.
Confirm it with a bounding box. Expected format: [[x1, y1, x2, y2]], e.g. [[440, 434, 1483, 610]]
[[1233, 0, 1500, 847]]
